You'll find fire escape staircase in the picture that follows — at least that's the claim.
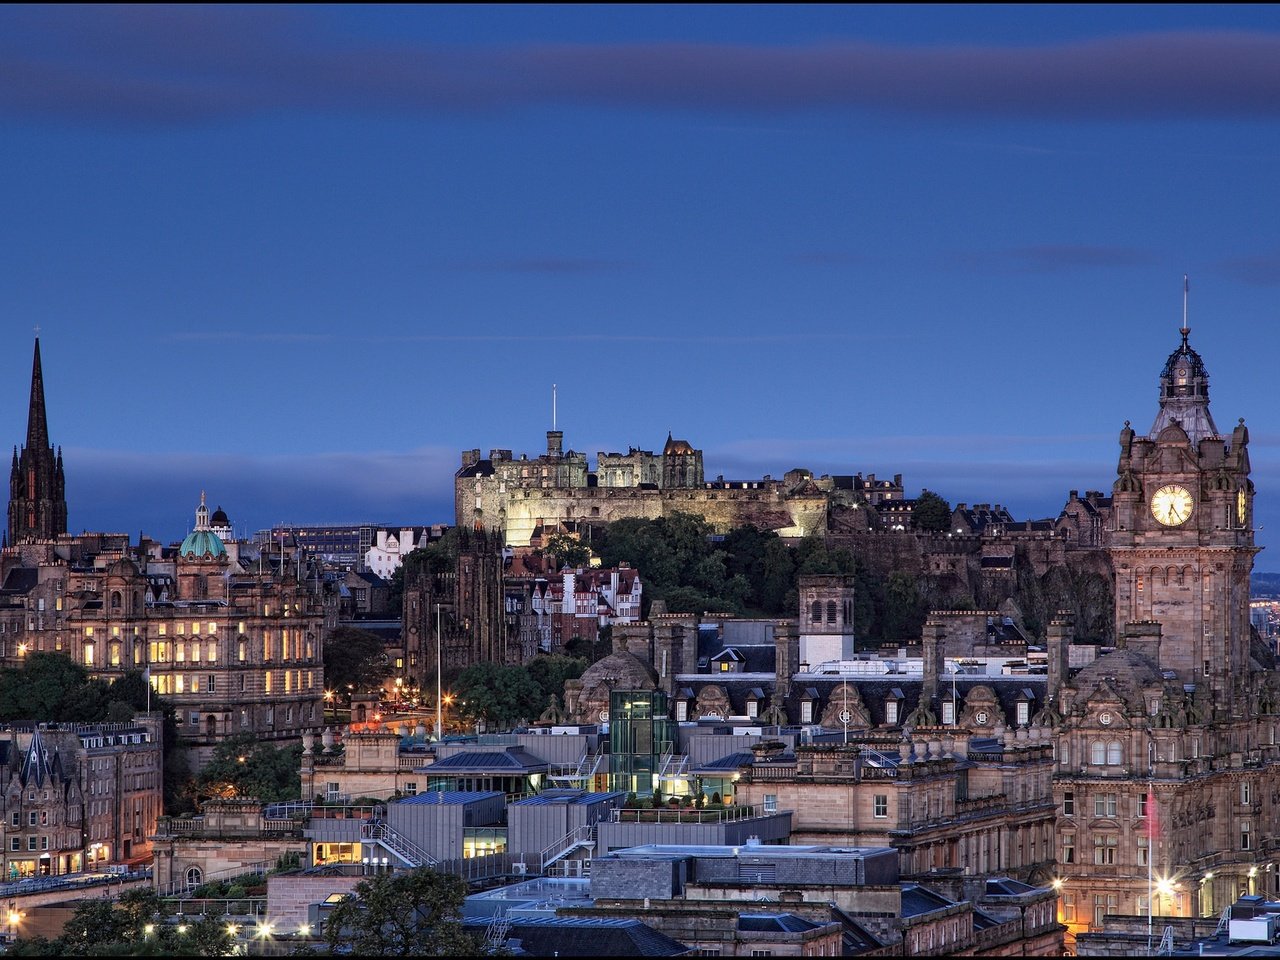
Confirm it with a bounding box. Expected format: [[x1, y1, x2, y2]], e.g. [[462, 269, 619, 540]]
[[548, 750, 604, 788], [539, 824, 596, 872], [360, 819, 438, 869]]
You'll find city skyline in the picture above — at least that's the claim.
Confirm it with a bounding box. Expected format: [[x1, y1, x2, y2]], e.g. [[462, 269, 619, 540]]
[[3, 6, 1280, 556]]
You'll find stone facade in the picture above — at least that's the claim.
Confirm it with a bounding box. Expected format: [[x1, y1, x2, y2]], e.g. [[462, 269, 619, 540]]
[[1049, 328, 1276, 945], [456, 431, 828, 546], [0, 519, 327, 764]]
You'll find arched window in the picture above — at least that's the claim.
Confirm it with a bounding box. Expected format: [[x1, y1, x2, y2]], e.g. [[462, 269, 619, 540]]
[[205, 715, 217, 738], [1091, 741, 1106, 765], [1107, 741, 1123, 766], [811, 601, 821, 623], [826, 601, 837, 624], [111, 592, 122, 609], [185, 867, 203, 890]]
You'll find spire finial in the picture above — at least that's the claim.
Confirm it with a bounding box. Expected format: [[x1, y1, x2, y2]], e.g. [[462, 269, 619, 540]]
[[1180, 274, 1190, 343]]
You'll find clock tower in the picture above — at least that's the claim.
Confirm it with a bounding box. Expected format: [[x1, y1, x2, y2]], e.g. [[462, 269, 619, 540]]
[[1110, 322, 1256, 708]]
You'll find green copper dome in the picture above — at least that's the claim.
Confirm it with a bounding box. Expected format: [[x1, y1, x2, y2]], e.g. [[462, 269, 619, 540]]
[[180, 529, 226, 559]]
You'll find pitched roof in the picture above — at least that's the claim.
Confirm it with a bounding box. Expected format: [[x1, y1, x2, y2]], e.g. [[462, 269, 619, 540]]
[[466, 916, 690, 956]]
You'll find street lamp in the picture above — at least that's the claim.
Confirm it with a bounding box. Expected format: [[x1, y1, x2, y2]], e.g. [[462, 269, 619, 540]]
[[324, 690, 335, 722]]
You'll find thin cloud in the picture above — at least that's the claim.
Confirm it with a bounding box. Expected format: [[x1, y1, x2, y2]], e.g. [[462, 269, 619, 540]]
[[445, 257, 636, 274], [951, 245, 1156, 273], [791, 252, 873, 267], [159, 330, 884, 346], [3, 9, 1280, 124], [1218, 253, 1280, 286]]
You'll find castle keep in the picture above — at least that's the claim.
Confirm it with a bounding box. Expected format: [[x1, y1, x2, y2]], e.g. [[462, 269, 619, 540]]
[[456, 431, 828, 545]]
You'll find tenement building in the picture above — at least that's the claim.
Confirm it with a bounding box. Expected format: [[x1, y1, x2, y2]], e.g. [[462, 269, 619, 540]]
[[0, 495, 326, 765]]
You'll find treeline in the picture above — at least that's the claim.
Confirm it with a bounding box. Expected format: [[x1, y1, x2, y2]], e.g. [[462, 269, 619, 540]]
[[596, 513, 929, 643]]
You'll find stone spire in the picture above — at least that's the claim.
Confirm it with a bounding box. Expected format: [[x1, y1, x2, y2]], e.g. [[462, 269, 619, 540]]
[[8, 337, 68, 544], [26, 337, 49, 452]]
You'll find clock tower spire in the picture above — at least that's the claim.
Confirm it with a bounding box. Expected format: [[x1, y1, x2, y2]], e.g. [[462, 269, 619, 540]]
[[1110, 306, 1255, 709]]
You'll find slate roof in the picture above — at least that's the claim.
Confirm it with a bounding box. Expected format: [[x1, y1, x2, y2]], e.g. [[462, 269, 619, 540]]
[[674, 674, 1044, 729], [738, 913, 820, 933], [692, 751, 755, 775], [465, 916, 690, 956], [0, 568, 37, 594], [900, 884, 956, 918], [424, 748, 550, 775]]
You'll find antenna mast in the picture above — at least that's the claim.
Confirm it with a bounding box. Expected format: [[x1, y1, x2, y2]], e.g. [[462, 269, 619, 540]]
[[552, 384, 557, 431]]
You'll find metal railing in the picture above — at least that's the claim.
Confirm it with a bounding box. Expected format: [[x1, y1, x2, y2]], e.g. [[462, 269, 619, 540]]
[[360, 820, 437, 868], [540, 824, 595, 871], [155, 860, 273, 898], [611, 804, 773, 825]]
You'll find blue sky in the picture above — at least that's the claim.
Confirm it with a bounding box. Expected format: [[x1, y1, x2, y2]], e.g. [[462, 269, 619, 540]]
[[3, 5, 1280, 560]]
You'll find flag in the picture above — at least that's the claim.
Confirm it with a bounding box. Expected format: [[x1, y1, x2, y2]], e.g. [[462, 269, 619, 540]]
[[1146, 788, 1159, 840]]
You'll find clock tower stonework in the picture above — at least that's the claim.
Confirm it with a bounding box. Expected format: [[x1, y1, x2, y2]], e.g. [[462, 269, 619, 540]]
[[1110, 324, 1256, 707]]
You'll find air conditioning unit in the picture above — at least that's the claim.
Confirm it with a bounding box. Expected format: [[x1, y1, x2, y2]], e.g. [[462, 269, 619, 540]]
[[512, 862, 527, 876]]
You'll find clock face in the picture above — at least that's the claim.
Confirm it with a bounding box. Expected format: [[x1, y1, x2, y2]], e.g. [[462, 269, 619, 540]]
[[976, 710, 989, 725], [1238, 488, 1248, 525], [1100, 712, 1113, 726], [1151, 484, 1193, 527]]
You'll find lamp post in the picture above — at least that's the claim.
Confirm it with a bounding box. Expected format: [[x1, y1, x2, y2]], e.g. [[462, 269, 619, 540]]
[[324, 690, 335, 723], [435, 603, 443, 741]]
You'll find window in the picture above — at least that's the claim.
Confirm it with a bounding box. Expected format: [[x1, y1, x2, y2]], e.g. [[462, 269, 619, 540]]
[[1107, 741, 1123, 766], [676, 701, 688, 722], [1242, 783, 1252, 805], [1091, 741, 1105, 765], [39, 837, 47, 850], [403, 782, 417, 796], [1204, 660, 1211, 677], [1137, 895, 1150, 916], [27, 837, 36, 851], [764, 794, 778, 814], [8, 838, 16, 852], [1062, 893, 1076, 923], [873, 795, 888, 818], [746, 700, 758, 719], [800, 701, 813, 724], [83, 642, 94, 666], [185, 867, 203, 890], [27, 812, 36, 826], [886, 700, 899, 725], [207, 675, 216, 693], [1063, 791, 1075, 816], [1139, 794, 1148, 818], [1016, 701, 1030, 726], [1093, 834, 1117, 864], [1094, 793, 1117, 818], [1138, 835, 1149, 866], [1242, 822, 1252, 850], [7, 812, 15, 828], [1062, 834, 1075, 864], [942, 701, 955, 725]]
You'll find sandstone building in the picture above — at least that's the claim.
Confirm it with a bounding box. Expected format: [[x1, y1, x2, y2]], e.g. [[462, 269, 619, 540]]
[[456, 431, 829, 546]]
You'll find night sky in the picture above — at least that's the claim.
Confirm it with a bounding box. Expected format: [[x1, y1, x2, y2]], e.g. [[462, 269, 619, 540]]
[[3, 5, 1280, 561]]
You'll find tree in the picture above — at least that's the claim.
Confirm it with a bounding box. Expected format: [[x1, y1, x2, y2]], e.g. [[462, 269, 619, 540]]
[[912, 489, 953, 533], [543, 534, 590, 570], [323, 626, 391, 701], [324, 869, 483, 957], [454, 663, 546, 730], [14, 889, 231, 957], [195, 733, 302, 802], [526, 654, 588, 704], [883, 571, 927, 639]]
